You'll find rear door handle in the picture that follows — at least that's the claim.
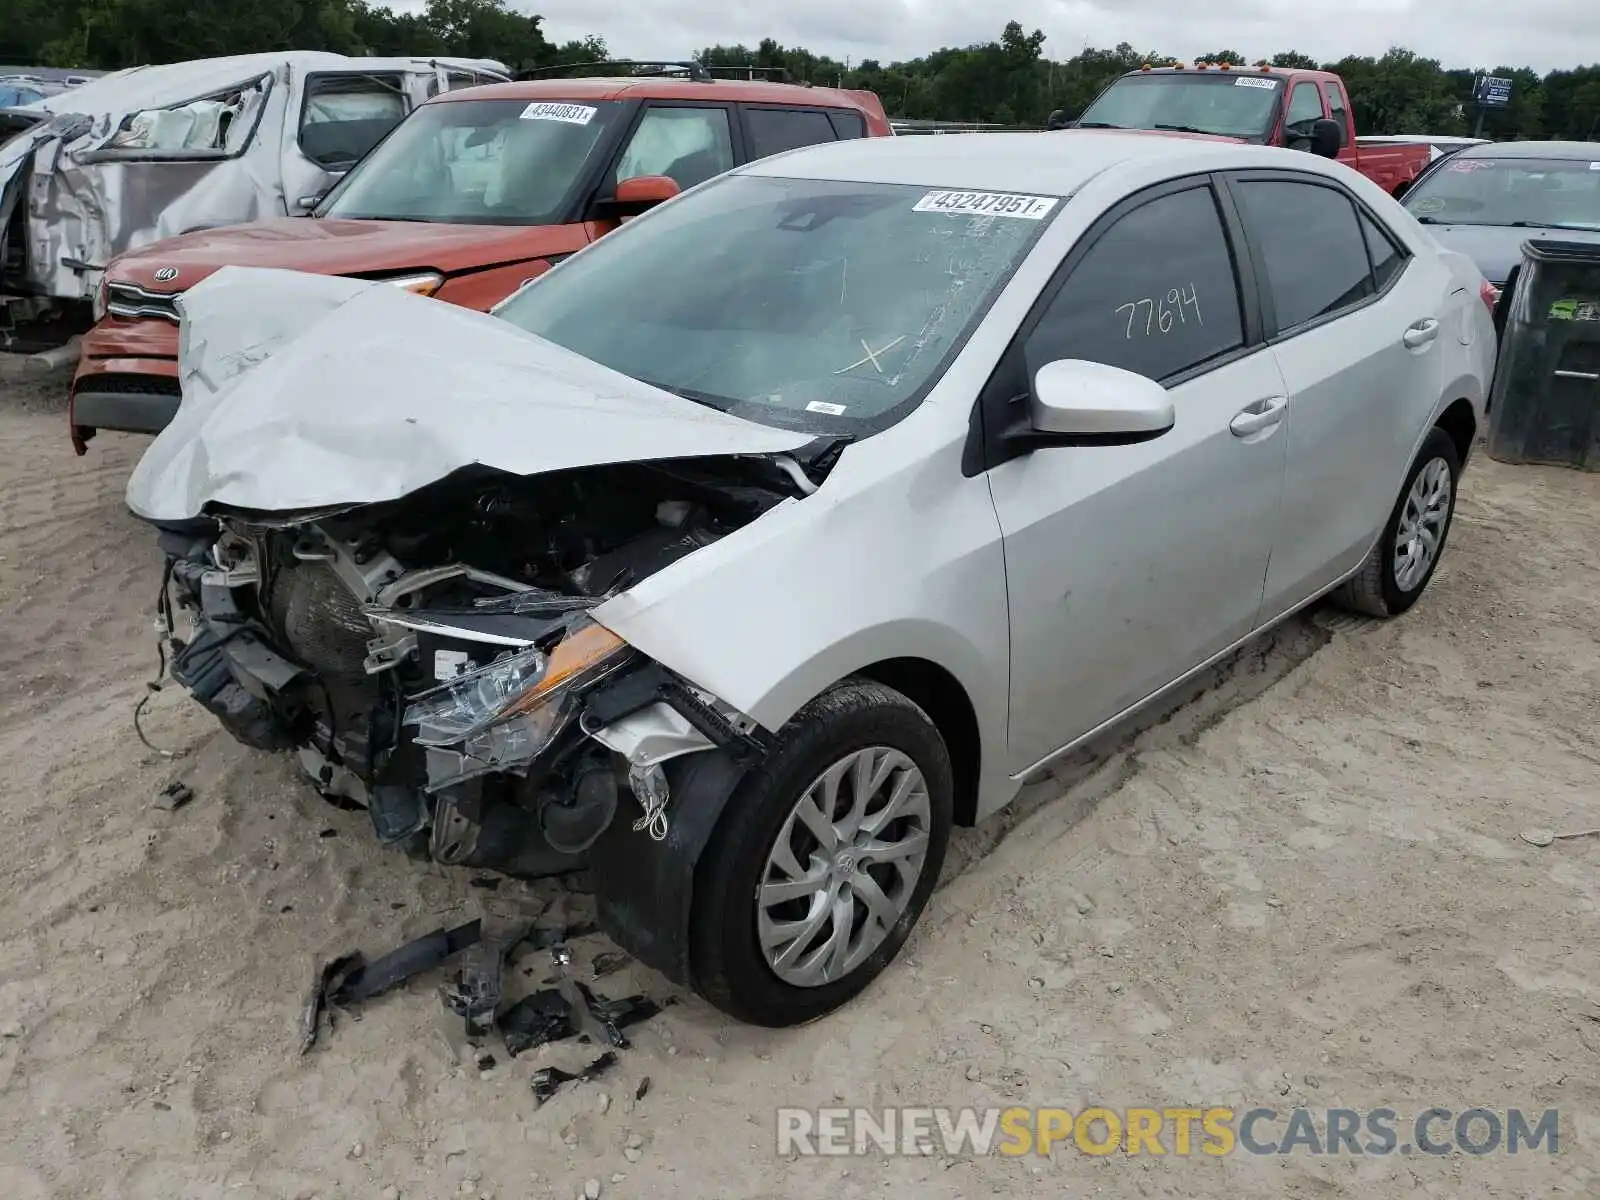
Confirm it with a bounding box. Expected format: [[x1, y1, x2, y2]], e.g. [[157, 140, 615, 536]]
[[1403, 318, 1440, 349], [1230, 395, 1288, 437]]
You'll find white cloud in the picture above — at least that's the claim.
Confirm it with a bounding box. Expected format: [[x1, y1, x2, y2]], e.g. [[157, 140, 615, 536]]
[[496, 0, 1600, 75]]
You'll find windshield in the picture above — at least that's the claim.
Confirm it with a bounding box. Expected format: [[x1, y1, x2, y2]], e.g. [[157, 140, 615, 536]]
[[317, 98, 624, 225], [494, 175, 1055, 434], [0, 83, 47, 107], [1077, 74, 1279, 138], [1404, 156, 1600, 230]]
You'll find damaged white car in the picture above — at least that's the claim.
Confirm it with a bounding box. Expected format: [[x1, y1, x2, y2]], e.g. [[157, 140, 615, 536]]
[[127, 132, 1493, 1024], [0, 51, 506, 347]]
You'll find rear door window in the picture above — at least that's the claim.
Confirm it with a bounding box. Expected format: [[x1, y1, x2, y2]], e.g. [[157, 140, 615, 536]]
[[1024, 183, 1246, 383], [1359, 210, 1407, 292], [827, 109, 867, 139], [299, 74, 410, 170], [614, 105, 735, 191], [1321, 82, 1348, 143], [744, 107, 838, 159], [1234, 178, 1375, 333]]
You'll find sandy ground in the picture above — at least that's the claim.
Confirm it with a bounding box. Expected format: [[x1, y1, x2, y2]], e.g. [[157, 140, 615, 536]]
[[0, 357, 1596, 1200]]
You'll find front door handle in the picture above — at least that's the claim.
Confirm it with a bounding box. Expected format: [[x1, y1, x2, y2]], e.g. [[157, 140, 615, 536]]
[[1230, 395, 1288, 437], [1403, 318, 1440, 349]]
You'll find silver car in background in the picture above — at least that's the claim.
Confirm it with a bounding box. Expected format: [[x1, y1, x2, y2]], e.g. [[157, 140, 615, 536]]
[[128, 132, 1496, 1025]]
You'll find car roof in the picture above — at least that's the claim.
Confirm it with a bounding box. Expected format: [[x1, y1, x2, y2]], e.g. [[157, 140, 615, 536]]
[[739, 129, 1303, 193], [33, 53, 502, 118], [435, 75, 870, 110], [1454, 140, 1600, 160]]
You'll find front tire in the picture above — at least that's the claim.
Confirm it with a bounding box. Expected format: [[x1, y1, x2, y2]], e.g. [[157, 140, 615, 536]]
[[1336, 425, 1460, 617], [689, 678, 953, 1026]]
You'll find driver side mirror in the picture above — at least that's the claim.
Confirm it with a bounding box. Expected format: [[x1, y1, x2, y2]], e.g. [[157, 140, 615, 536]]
[[1024, 359, 1175, 443], [1308, 117, 1343, 158], [603, 174, 681, 217]]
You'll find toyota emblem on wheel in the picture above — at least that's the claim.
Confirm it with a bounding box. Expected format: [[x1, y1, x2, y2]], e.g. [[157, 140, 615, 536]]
[[153, 267, 179, 283]]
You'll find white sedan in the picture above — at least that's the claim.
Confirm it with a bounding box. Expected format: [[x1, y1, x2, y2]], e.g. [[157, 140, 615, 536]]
[[129, 130, 1497, 1026]]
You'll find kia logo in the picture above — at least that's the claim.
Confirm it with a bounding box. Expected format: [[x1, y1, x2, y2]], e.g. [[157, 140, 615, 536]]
[[153, 267, 179, 283]]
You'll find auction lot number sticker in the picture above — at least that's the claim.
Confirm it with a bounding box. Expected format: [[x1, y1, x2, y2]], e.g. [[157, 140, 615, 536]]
[[914, 190, 1059, 219], [520, 102, 598, 125]]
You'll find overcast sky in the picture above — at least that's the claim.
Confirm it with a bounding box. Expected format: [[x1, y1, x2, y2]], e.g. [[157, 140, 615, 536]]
[[504, 0, 1599, 75]]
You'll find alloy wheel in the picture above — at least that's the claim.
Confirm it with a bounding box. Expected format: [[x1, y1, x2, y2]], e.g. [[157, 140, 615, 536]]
[[1392, 456, 1453, 592], [756, 746, 932, 988]]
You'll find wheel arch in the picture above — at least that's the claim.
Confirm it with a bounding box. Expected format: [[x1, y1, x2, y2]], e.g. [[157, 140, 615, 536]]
[[853, 656, 982, 827], [1435, 396, 1477, 467]]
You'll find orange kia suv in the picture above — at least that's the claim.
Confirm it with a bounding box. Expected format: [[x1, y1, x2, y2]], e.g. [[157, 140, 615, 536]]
[[70, 63, 890, 452]]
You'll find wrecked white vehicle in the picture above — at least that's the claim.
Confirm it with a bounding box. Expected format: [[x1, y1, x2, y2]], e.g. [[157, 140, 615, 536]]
[[0, 52, 507, 349], [129, 134, 1488, 1025]]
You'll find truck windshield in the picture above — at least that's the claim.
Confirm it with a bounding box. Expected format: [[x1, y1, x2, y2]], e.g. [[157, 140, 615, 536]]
[[1076, 73, 1281, 139], [1404, 156, 1600, 231], [316, 98, 624, 225]]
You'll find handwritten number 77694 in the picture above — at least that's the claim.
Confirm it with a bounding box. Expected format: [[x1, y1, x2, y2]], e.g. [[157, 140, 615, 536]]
[[1115, 283, 1203, 339]]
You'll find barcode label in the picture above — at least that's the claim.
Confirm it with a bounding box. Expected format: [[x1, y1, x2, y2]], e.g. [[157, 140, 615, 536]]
[[912, 190, 1058, 219]]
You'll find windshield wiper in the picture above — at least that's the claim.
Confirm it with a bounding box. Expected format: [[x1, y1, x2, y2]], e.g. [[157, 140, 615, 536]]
[[1152, 123, 1211, 134], [1071, 120, 1122, 128], [799, 434, 853, 469], [639, 378, 732, 411]]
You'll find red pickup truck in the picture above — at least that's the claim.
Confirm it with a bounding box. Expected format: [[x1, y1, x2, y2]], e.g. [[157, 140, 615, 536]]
[[1071, 63, 1430, 196]]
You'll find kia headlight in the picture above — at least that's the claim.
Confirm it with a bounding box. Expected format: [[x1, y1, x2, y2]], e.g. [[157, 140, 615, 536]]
[[381, 270, 445, 297]]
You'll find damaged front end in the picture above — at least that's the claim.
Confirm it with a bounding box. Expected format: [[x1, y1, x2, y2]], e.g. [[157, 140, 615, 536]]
[[155, 459, 779, 878]]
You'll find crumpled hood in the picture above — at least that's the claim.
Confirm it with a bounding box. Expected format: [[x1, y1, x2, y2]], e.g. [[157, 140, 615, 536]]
[[1421, 222, 1600, 285], [124, 266, 812, 522]]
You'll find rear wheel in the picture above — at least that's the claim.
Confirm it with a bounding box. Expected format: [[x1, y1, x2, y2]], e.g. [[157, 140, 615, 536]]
[[1336, 425, 1460, 617], [689, 679, 953, 1026]]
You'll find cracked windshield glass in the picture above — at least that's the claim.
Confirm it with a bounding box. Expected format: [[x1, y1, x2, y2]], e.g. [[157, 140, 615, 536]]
[[494, 175, 1056, 433], [316, 98, 624, 224]]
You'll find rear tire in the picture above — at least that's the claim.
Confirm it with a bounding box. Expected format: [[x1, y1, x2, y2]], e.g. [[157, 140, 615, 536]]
[[1336, 425, 1460, 617], [689, 678, 953, 1026]]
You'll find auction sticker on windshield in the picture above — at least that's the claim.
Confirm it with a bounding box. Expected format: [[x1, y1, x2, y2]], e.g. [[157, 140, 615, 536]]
[[520, 102, 598, 125], [913, 191, 1058, 219], [1234, 77, 1279, 89]]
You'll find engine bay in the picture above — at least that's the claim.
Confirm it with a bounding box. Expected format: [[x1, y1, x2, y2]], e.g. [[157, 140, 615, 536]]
[[156, 456, 793, 878]]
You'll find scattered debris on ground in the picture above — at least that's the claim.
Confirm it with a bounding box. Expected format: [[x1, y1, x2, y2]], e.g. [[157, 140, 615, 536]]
[[152, 779, 192, 811], [532, 1051, 619, 1108], [296, 908, 666, 1104]]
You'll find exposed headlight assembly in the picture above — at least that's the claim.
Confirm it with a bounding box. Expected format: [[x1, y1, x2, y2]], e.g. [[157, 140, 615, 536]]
[[405, 619, 633, 789]]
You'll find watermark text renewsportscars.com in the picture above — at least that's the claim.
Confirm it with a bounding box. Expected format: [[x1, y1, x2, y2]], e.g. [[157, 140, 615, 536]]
[[776, 1106, 1561, 1158]]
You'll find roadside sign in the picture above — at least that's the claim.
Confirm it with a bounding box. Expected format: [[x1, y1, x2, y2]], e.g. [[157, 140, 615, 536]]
[[1474, 75, 1513, 107]]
